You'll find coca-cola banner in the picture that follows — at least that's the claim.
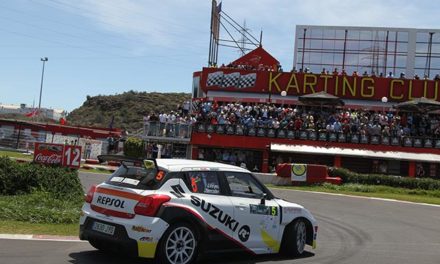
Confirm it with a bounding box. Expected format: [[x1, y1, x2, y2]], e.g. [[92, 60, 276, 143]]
[[34, 143, 82, 169]]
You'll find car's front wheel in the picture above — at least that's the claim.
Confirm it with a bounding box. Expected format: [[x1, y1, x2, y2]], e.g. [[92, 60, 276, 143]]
[[280, 219, 307, 257], [157, 223, 199, 264]]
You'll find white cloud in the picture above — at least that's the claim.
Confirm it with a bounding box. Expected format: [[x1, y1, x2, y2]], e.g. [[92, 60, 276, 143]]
[[51, 0, 210, 51], [49, 0, 440, 67]]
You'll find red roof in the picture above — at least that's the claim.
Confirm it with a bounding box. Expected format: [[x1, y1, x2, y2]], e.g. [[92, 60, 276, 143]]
[[231, 46, 279, 68]]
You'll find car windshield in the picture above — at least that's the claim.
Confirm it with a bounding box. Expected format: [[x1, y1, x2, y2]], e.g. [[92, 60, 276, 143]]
[[106, 164, 160, 190]]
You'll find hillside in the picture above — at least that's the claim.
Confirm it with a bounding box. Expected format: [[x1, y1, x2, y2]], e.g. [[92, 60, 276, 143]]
[[67, 91, 191, 132]]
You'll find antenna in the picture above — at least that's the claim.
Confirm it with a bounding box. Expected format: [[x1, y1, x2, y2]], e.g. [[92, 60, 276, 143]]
[[238, 20, 250, 56], [207, 0, 260, 66]]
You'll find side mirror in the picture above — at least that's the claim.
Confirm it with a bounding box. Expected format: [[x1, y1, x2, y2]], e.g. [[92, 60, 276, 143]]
[[260, 193, 267, 205]]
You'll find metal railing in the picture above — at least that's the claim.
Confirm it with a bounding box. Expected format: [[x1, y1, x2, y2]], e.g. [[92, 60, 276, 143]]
[[143, 122, 192, 139], [194, 123, 440, 148]]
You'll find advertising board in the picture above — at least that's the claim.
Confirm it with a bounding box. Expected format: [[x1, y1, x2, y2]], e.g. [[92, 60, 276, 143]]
[[34, 142, 82, 169]]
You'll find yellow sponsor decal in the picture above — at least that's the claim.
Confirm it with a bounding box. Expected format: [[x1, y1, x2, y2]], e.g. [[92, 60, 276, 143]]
[[132, 225, 152, 233], [137, 241, 157, 258], [260, 229, 280, 253]]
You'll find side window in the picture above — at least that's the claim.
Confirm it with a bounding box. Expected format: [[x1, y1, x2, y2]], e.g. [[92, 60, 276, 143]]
[[187, 171, 221, 195], [225, 172, 265, 198]]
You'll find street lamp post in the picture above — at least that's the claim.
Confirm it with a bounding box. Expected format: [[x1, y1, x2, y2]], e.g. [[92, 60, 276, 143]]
[[281, 90, 287, 105], [38, 57, 48, 112], [381, 96, 388, 113]]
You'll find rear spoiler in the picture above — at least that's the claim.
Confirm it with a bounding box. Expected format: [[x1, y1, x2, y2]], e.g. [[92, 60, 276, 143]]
[[97, 155, 158, 170]]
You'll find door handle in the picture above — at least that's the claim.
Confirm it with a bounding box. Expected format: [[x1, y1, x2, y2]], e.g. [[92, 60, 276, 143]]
[[235, 205, 247, 210]]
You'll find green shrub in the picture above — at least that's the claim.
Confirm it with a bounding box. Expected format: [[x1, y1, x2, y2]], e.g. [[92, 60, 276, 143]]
[[332, 167, 440, 190], [123, 137, 145, 158], [0, 157, 83, 199]]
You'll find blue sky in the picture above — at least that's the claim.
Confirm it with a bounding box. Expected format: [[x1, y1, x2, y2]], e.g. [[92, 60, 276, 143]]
[[0, 0, 438, 112]]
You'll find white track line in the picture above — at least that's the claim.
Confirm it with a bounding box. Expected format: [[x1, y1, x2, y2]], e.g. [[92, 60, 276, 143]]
[[272, 188, 440, 207]]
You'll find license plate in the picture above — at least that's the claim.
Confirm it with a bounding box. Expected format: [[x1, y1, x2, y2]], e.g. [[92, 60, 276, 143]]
[[92, 222, 115, 235]]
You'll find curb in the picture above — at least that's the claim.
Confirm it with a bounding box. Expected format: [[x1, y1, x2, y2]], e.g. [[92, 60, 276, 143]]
[[0, 233, 83, 242], [81, 164, 117, 173], [83, 159, 118, 172]]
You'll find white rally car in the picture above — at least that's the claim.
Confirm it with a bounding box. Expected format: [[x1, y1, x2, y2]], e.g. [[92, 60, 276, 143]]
[[80, 156, 317, 264]]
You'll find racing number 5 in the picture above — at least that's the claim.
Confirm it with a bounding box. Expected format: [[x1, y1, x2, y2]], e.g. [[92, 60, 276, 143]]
[[64, 146, 80, 167]]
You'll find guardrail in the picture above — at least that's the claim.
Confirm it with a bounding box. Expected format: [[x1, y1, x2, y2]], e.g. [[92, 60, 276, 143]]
[[194, 123, 440, 148], [0, 126, 47, 150]]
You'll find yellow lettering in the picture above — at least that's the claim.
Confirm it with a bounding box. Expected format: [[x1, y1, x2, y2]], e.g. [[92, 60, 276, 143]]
[[408, 80, 415, 100], [390, 79, 404, 100], [268, 72, 282, 92], [423, 80, 438, 100], [303, 74, 317, 94], [320, 75, 333, 92], [435, 81, 440, 101], [334, 76, 340, 96], [342, 76, 356, 96], [286, 73, 300, 93], [360, 78, 375, 97]]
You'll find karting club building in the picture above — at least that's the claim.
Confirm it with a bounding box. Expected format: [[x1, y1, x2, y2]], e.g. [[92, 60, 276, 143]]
[[188, 25, 440, 178]]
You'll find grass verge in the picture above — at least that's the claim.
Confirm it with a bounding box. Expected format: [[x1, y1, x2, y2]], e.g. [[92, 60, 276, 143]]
[[0, 220, 79, 236], [269, 183, 440, 205], [0, 150, 32, 160], [0, 192, 82, 236]]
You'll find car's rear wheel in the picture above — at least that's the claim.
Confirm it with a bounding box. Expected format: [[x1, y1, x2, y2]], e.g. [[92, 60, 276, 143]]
[[158, 223, 199, 264], [280, 219, 307, 257]]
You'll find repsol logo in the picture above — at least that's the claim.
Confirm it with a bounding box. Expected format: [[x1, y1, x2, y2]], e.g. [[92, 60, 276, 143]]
[[96, 195, 126, 209], [190, 195, 250, 242]]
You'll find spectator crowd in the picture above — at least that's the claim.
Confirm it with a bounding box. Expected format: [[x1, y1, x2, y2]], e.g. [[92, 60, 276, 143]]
[[193, 101, 440, 140]]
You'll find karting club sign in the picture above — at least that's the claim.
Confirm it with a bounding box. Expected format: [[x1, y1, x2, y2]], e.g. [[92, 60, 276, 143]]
[[200, 67, 440, 103], [34, 142, 82, 169]]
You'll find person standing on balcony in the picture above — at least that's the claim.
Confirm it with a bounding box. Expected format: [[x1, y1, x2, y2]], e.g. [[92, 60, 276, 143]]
[[159, 112, 167, 136], [167, 111, 176, 137], [149, 113, 159, 136], [143, 114, 150, 136]]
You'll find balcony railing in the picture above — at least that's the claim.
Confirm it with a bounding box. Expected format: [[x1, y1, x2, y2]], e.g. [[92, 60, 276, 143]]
[[194, 123, 440, 148], [143, 122, 192, 139]]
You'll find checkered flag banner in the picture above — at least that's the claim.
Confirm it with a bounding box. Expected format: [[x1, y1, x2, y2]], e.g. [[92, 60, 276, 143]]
[[238, 73, 257, 88], [221, 72, 240, 87], [206, 71, 224, 87]]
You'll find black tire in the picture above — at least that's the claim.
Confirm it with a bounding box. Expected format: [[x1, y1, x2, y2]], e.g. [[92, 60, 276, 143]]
[[280, 219, 307, 257], [157, 223, 199, 264]]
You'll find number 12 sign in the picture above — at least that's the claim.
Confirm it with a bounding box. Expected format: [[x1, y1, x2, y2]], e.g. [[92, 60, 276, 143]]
[[62, 146, 82, 169]]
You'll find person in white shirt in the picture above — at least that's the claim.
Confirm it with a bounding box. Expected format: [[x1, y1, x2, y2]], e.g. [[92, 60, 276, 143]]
[[159, 113, 167, 136]]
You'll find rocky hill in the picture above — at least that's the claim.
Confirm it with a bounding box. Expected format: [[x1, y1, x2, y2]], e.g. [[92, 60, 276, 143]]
[[67, 91, 191, 132]]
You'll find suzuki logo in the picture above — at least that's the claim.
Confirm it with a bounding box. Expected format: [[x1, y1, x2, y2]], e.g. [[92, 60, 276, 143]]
[[238, 225, 250, 242]]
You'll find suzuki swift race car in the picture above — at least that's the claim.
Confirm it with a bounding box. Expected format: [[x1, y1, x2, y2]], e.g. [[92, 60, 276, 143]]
[[79, 155, 317, 264]]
